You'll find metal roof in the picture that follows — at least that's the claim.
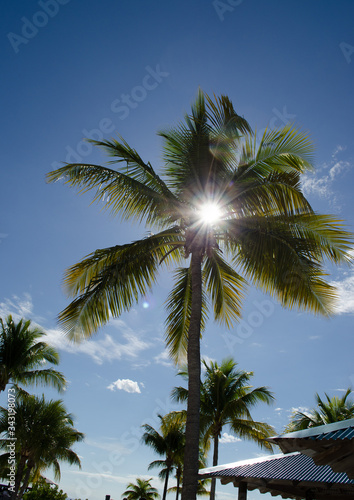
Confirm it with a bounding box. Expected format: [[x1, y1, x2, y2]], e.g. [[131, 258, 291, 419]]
[[199, 452, 354, 499], [268, 418, 354, 479], [271, 418, 354, 441]]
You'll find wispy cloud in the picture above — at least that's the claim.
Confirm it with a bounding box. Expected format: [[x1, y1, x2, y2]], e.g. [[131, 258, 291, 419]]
[[331, 274, 354, 314], [107, 378, 141, 393], [154, 350, 173, 367], [0, 294, 150, 364], [219, 432, 242, 444], [301, 145, 351, 210]]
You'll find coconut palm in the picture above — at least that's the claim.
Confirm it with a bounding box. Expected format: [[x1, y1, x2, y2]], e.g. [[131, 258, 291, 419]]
[[0, 392, 84, 500], [172, 358, 275, 500], [142, 413, 185, 500], [0, 315, 67, 393], [286, 388, 354, 432], [122, 478, 159, 500], [47, 90, 353, 500]]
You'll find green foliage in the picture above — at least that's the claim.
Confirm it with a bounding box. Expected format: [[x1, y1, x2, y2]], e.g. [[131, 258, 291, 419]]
[[0, 315, 67, 392], [47, 91, 353, 354], [286, 388, 354, 431], [0, 393, 84, 499], [122, 477, 160, 500], [48, 90, 353, 500], [23, 483, 67, 500]]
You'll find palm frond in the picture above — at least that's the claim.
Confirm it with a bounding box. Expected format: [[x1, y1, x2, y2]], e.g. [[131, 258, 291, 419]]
[[165, 266, 208, 364], [239, 125, 315, 179], [47, 162, 179, 226], [58, 229, 183, 340], [203, 249, 246, 326], [227, 214, 352, 315], [15, 369, 67, 392]]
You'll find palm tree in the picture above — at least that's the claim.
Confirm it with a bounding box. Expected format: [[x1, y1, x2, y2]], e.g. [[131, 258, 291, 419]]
[[167, 446, 210, 500], [172, 358, 275, 500], [286, 388, 354, 432], [47, 90, 353, 500], [122, 477, 160, 500], [0, 315, 67, 392], [0, 392, 84, 499], [142, 413, 185, 500]]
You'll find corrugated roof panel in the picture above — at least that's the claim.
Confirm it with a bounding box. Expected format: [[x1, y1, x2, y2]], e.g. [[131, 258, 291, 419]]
[[199, 452, 354, 485]]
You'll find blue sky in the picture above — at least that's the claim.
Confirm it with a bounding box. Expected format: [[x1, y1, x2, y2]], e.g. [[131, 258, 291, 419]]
[[1, 1, 354, 499]]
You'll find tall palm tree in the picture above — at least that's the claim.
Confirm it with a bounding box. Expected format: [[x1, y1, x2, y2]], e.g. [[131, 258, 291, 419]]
[[286, 388, 354, 432], [47, 90, 353, 500], [0, 392, 84, 500], [172, 358, 275, 500], [122, 477, 160, 500], [142, 413, 185, 500], [0, 315, 67, 392]]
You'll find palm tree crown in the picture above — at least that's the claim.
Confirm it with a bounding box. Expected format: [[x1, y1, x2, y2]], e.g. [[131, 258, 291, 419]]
[[142, 413, 185, 500], [286, 388, 354, 432], [122, 477, 160, 500], [0, 392, 84, 500], [172, 358, 275, 500], [0, 315, 67, 392], [47, 90, 353, 500]]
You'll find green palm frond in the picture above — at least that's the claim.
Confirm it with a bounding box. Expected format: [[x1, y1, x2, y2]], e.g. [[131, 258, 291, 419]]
[[203, 249, 246, 326], [47, 162, 179, 225], [225, 170, 313, 219], [204, 92, 252, 137], [165, 266, 208, 364], [58, 229, 183, 340], [229, 418, 275, 450], [239, 125, 315, 179], [286, 388, 354, 432], [89, 136, 174, 197], [15, 369, 67, 392], [226, 214, 349, 315]]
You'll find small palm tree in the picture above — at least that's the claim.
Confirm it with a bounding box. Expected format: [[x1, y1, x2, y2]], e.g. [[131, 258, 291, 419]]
[[0, 315, 67, 392], [122, 478, 159, 500], [142, 413, 185, 500], [48, 90, 353, 500], [0, 392, 84, 500], [172, 358, 275, 500], [286, 388, 354, 432]]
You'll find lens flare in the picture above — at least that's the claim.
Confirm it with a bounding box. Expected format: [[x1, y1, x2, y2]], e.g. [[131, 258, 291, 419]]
[[199, 202, 223, 225]]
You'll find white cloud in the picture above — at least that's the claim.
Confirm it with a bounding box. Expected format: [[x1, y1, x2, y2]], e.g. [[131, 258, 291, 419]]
[[154, 350, 173, 367], [288, 406, 309, 415], [301, 145, 351, 209], [219, 432, 242, 444], [309, 335, 321, 340], [331, 274, 354, 314], [107, 378, 141, 394], [0, 293, 150, 364], [0, 293, 35, 320]]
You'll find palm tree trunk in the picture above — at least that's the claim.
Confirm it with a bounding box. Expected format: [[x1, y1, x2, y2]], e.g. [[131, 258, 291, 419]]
[[175, 468, 181, 500], [162, 467, 170, 500], [17, 464, 33, 500], [181, 250, 203, 500], [11, 454, 26, 500], [210, 434, 219, 500]]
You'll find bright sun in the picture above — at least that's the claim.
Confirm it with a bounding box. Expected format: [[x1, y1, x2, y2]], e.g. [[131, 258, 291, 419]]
[[198, 202, 223, 225]]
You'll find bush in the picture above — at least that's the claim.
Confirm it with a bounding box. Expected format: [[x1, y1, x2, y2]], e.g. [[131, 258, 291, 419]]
[[23, 483, 67, 500]]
